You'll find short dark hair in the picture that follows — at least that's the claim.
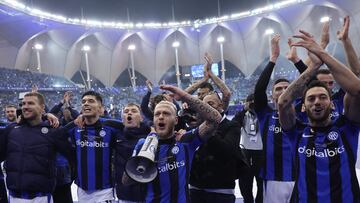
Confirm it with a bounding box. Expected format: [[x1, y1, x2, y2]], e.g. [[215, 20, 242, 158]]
[[274, 78, 290, 86], [24, 92, 45, 105], [246, 93, 254, 102], [316, 69, 331, 77], [124, 103, 141, 111], [82, 91, 103, 104], [199, 82, 214, 91], [5, 104, 17, 109], [302, 80, 332, 103], [150, 94, 166, 111]]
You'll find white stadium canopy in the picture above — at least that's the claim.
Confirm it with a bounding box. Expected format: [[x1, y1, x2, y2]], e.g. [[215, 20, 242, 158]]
[[0, 0, 359, 87]]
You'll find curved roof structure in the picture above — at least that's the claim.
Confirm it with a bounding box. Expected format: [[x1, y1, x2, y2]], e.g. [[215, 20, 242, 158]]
[[0, 0, 359, 87]]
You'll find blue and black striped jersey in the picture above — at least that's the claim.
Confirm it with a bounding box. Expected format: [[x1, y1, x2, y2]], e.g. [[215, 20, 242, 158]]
[[145, 128, 202, 203], [65, 118, 123, 191], [284, 116, 360, 203], [256, 107, 295, 181]]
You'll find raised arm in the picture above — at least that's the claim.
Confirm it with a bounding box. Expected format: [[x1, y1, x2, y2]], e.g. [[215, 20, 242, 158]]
[[292, 30, 360, 124], [303, 21, 330, 67], [140, 89, 153, 120], [292, 30, 360, 96], [337, 16, 360, 76], [254, 34, 280, 111], [278, 52, 322, 130], [184, 60, 210, 95], [287, 38, 307, 74], [160, 85, 222, 141], [205, 53, 231, 110]]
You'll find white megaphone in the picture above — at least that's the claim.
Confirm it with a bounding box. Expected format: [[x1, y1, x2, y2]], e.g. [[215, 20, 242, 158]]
[[125, 134, 159, 183]]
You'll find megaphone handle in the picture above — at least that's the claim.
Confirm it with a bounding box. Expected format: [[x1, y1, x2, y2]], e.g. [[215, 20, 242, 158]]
[[131, 149, 137, 157]]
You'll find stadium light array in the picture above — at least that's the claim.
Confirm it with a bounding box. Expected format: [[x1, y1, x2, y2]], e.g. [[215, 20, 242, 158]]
[[265, 28, 275, 35], [217, 36, 225, 43], [172, 41, 180, 48], [0, 0, 308, 29], [320, 16, 330, 23], [128, 44, 136, 51], [82, 45, 91, 52], [34, 43, 43, 50]]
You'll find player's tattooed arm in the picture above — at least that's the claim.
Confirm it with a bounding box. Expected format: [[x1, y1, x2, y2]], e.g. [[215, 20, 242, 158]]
[[205, 53, 231, 111], [278, 53, 322, 130], [184, 54, 210, 95], [184, 76, 209, 95], [160, 85, 222, 140]]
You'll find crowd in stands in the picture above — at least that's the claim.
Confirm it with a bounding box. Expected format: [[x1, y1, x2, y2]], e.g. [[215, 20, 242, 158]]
[[0, 65, 337, 123], [0, 67, 280, 121], [0, 67, 77, 90]]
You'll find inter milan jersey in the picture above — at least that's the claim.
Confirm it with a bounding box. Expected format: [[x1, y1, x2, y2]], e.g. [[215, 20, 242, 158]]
[[65, 118, 123, 191], [256, 106, 295, 181], [296, 89, 345, 123], [145, 128, 202, 203], [283, 116, 360, 203]]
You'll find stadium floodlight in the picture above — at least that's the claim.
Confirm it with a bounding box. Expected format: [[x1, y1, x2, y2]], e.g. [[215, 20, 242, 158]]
[[172, 41, 180, 48], [265, 28, 274, 35], [217, 36, 225, 43], [128, 44, 136, 51], [82, 45, 91, 52], [320, 16, 330, 23], [34, 43, 43, 50]]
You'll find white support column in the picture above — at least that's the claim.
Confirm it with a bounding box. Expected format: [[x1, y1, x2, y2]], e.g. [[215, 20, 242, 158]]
[[217, 36, 225, 81], [127, 44, 137, 90], [84, 51, 91, 90], [130, 50, 136, 88], [220, 43, 225, 81], [36, 50, 41, 73], [173, 41, 181, 87]]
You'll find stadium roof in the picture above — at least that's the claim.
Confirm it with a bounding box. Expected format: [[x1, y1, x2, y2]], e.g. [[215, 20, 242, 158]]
[[16, 0, 285, 22], [0, 0, 359, 87]]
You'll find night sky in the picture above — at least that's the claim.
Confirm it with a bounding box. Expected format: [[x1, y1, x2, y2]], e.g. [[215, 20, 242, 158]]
[[18, 0, 282, 22]]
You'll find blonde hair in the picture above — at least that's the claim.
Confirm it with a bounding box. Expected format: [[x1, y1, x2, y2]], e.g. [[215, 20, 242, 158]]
[[155, 101, 177, 114]]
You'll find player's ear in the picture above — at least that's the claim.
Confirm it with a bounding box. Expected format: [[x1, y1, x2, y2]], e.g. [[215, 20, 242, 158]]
[[301, 103, 306, 112]]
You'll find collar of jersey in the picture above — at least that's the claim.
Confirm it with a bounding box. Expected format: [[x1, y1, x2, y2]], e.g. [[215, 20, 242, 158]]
[[84, 119, 102, 128], [158, 136, 176, 145], [22, 120, 50, 128], [310, 123, 334, 134]]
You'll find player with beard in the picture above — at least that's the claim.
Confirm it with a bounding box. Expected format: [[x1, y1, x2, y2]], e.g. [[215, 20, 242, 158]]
[[254, 34, 300, 203], [294, 17, 360, 123], [115, 103, 150, 203], [0, 92, 71, 203], [4, 104, 17, 123], [189, 90, 247, 203], [278, 29, 360, 202], [123, 84, 222, 203]]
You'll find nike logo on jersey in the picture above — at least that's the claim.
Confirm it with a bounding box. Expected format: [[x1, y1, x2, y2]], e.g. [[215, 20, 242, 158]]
[[302, 134, 314, 138]]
